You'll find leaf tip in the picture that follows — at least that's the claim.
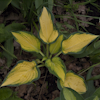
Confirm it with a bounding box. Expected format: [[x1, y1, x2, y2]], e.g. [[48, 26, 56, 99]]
[[0, 84, 5, 88], [12, 32, 16, 36]]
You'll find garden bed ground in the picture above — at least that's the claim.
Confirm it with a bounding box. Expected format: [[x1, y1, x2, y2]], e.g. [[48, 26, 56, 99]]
[[0, 1, 100, 100]]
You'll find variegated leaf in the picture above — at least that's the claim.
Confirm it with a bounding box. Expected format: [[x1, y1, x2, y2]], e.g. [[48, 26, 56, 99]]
[[1, 60, 40, 87], [62, 33, 98, 54], [12, 31, 40, 53], [45, 57, 66, 82], [39, 7, 59, 43], [60, 72, 87, 94], [50, 35, 63, 54]]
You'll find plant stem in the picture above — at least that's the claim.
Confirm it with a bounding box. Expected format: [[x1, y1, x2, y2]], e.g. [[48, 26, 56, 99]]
[[1, 46, 17, 59], [49, 54, 52, 58], [78, 62, 100, 75], [37, 64, 45, 68], [55, 51, 62, 57], [39, 51, 45, 57], [46, 44, 49, 58]]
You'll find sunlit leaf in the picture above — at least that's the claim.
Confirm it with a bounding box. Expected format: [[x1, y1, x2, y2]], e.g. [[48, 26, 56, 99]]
[[39, 7, 59, 43], [1, 60, 40, 87], [70, 39, 96, 58], [12, 31, 40, 53], [60, 72, 87, 94], [50, 35, 63, 54], [45, 57, 66, 82], [62, 32, 98, 54]]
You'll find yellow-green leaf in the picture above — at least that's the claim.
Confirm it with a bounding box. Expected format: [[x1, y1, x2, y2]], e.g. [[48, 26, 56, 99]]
[[50, 35, 63, 54], [1, 60, 40, 87], [45, 57, 66, 82], [93, 96, 99, 100], [39, 7, 59, 43], [62, 33, 98, 54], [12, 31, 40, 53], [62, 87, 84, 100], [60, 72, 87, 94]]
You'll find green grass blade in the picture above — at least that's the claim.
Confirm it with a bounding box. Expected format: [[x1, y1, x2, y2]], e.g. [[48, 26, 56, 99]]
[[87, 75, 100, 81], [75, 14, 100, 19]]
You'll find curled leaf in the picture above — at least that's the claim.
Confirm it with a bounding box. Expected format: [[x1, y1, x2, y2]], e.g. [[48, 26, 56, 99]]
[[45, 57, 66, 82], [1, 60, 40, 87]]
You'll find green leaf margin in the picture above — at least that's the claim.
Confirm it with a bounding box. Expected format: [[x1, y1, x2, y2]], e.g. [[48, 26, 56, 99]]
[[57, 70, 87, 94], [12, 31, 41, 53], [38, 7, 59, 44], [1, 60, 41, 87], [62, 32, 98, 55], [45, 57, 67, 81]]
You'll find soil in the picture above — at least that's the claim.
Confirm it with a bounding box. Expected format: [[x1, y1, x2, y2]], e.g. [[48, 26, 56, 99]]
[[0, 1, 100, 100]]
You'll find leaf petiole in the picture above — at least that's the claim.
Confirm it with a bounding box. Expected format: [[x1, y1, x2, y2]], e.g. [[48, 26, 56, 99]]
[[55, 51, 62, 57], [46, 44, 49, 58], [39, 51, 45, 57], [49, 54, 52, 58], [37, 64, 45, 68]]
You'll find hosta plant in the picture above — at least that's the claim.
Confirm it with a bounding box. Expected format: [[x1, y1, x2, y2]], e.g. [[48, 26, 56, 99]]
[[0, 7, 100, 100]]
